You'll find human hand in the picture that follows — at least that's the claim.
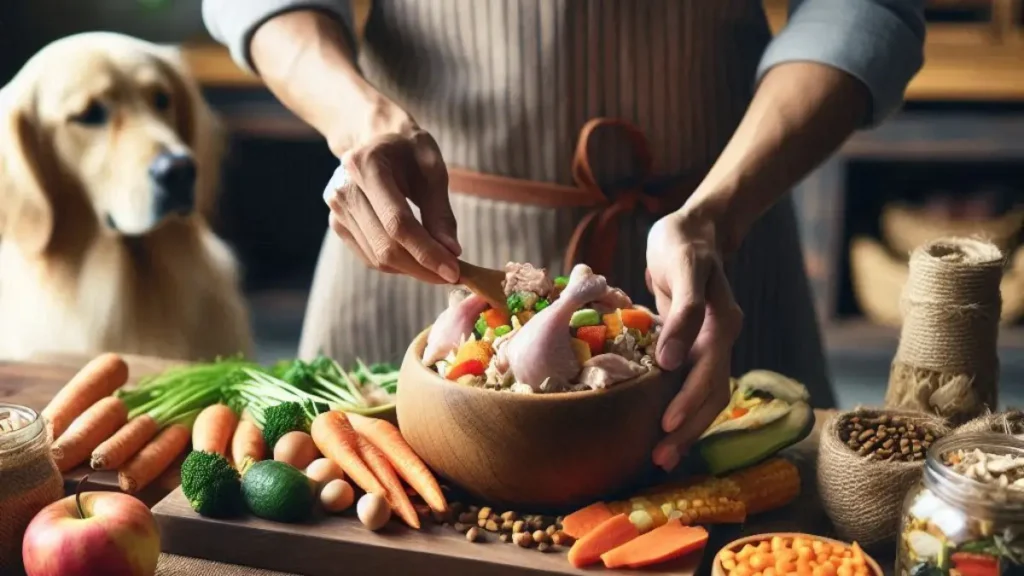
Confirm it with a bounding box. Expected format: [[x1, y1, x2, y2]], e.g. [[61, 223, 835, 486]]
[[645, 211, 744, 471], [322, 113, 462, 284]]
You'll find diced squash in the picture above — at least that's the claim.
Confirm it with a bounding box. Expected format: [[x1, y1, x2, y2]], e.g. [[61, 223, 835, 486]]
[[516, 310, 535, 325], [480, 308, 510, 329], [446, 359, 486, 381], [620, 308, 654, 334], [602, 311, 624, 338], [575, 325, 607, 356], [601, 520, 708, 569], [731, 407, 750, 419], [454, 339, 494, 367], [569, 338, 592, 365], [561, 501, 614, 539], [567, 514, 639, 568]]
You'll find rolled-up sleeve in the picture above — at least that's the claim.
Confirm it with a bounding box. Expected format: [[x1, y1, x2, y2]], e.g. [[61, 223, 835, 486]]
[[756, 0, 926, 125], [202, 0, 355, 74]]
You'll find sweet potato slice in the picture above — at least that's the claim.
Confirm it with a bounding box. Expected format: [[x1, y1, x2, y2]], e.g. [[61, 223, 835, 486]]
[[561, 501, 614, 539], [600, 519, 709, 569], [567, 513, 639, 568]]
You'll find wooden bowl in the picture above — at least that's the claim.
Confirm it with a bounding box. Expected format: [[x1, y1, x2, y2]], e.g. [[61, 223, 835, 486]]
[[396, 329, 680, 511], [711, 533, 884, 576]]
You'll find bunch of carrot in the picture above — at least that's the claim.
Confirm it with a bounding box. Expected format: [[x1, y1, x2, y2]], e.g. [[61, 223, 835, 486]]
[[311, 411, 448, 528], [41, 353, 261, 493]]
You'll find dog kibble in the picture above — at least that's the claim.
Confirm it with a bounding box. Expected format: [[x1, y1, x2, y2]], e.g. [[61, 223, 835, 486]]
[[499, 533, 512, 543], [512, 520, 526, 533], [537, 542, 552, 553], [532, 530, 549, 544], [478, 507, 492, 520], [466, 527, 481, 542], [500, 511, 517, 522], [513, 532, 533, 548], [840, 413, 942, 462], [485, 519, 500, 532]]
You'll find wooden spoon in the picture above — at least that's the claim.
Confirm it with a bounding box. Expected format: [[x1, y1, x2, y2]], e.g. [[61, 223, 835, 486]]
[[457, 260, 508, 311]]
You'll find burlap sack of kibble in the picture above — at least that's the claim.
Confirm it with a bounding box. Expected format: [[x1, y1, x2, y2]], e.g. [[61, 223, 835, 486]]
[[885, 237, 1003, 426], [0, 427, 64, 573], [817, 409, 949, 548], [953, 409, 1024, 437]]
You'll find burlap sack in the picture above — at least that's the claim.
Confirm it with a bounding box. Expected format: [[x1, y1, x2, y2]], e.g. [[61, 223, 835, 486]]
[[817, 409, 949, 548], [0, 407, 64, 573], [885, 237, 1003, 426], [953, 410, 1024, 437]]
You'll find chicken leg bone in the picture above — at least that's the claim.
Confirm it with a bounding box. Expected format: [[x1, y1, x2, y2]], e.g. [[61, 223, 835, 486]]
[[422, 290, 490, 365], [506, 264, 610, 390]]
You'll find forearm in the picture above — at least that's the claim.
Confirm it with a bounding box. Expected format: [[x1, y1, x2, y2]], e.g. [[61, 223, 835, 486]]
[[680, 62, 868, 255], [250, 10, 409, 156]]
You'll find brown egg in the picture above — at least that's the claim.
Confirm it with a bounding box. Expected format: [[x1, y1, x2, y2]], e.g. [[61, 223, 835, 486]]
[[273, 431, 319, 469], [320, 479, 356, 513], [306, 458, 345, 485]]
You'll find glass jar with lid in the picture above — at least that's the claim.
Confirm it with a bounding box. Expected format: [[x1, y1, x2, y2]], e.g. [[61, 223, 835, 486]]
[[897, 432, 1024, 576], [0, 404, 64, 571]]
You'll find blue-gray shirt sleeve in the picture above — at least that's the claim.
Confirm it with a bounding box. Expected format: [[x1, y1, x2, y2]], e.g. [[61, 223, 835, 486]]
[[202, 0, 355, 74], [756, 0, 927, 126]]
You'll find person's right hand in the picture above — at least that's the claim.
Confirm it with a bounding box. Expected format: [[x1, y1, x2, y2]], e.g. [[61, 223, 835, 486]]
[[322, 116, 463, 285]]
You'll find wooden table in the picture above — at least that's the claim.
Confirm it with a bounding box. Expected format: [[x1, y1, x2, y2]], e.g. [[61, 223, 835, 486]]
[[0, 356, 882, 576]]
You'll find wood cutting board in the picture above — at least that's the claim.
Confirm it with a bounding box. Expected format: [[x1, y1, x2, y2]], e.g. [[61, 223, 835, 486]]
[[154, 488, 706, 576]]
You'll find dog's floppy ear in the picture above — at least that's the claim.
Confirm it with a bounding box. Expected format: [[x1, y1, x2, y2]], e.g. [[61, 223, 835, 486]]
[[158, 46, 224, 220], [0, 96, 54, 255]]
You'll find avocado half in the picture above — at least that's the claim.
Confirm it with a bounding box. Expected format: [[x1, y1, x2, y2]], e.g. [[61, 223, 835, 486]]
[[695, 401, 815, 476]]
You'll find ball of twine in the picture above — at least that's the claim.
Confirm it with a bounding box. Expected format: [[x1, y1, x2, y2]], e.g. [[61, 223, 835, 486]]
[[886, 237, 1003, 426], [817, 408, 949, 547], [952, 410, 1024, 437]]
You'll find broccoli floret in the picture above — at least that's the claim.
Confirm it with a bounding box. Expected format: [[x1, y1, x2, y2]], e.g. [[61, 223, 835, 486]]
[[261, 400, 328, 450], [474, 315, 488, 336], [534, 298, 550, 312], [494, 325, 512, 337], [553, 276, 569, 288], [180, 450, 241, 517], [506, 293, 525, 314]]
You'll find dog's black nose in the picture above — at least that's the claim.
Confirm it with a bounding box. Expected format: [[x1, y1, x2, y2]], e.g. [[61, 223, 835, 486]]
[[149, 152, 196, 214]]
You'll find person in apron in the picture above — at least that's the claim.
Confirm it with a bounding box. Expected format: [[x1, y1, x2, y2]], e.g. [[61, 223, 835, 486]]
[[203, 0, 925, 470]]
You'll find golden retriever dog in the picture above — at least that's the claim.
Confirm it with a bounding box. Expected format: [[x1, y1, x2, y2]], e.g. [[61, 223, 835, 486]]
[[0, 32, 252, 361]]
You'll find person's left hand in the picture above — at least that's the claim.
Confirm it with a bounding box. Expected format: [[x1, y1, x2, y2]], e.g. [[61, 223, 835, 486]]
[[645, 210, 744, 471]]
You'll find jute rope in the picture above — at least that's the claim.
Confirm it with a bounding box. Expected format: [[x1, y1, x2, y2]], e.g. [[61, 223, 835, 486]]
[[952, 409, 1024, 437], [817, 409, 949, 548], [885, 237, 1003, 426], [0, 412, 64, 573]]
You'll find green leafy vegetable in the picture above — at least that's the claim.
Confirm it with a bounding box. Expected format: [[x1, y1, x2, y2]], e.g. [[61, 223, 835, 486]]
[[534, 298, 550, 312], [475, 315, 488, 336], [507, 293, 525, 314]]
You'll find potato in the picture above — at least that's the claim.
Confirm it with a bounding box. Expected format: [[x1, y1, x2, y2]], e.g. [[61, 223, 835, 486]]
[[274, 431, 319, 469], [320, 479, 355, 513]]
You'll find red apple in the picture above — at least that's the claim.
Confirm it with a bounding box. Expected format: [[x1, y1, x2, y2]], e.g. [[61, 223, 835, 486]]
[[22, 490, 160, 576]]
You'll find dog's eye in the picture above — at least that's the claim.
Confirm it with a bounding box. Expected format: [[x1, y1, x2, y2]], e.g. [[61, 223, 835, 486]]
[[153, 90, 171, 112], [71, 102, 108, 126]]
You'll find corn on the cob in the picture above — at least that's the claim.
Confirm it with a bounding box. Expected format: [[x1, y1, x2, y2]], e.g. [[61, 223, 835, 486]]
[[727, 457, 801, 515], [606, 458, 800, 533]]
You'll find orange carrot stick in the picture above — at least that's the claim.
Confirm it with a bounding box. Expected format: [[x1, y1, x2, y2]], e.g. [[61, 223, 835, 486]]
[[118, 423, 191, 493], [43, 353, 128, 439], [567, 514, 639, 568], [356, 434, 420, 529], [347, 413, 447, 513], [231, 419, 266, 471], [52, 397, 128, 473], [562, 501, 615, 539], [601, 520, 708, 569], [192, 404, 238, 457], [311, 411, 385, 496], [90, 415, 160, 470]]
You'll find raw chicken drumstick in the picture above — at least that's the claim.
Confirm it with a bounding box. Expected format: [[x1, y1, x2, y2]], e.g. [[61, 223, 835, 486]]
[[422, 291, 490, 366], [506, 264, 610, 390]]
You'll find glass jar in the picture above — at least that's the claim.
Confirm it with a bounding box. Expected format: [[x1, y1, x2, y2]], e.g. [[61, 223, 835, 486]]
[[897, 432, 1024, 576], [0, 404, 64, 571]]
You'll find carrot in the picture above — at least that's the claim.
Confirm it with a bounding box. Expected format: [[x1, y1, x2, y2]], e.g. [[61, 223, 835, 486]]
[[42, 353, 128, 439], [192, 404, 238, 457], [601, 520, 708, 569], [562, 501, 615, 539], [567, 513, 639, 568], [446, 359, 486, 381], [355, 434, 420, 529], [118, 423, 191, 493], [620, 308, 654, 334], [310, 411, 385, 496], [231, 419, 266, 470], [52, 397, 128, 472], [348, 413, 447, 513], [480, 308, 510, 328], [90, 415, 159, 470]]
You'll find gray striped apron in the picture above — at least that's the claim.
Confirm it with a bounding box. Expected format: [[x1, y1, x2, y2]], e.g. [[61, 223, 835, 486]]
[[298, 0, 836, 408]]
